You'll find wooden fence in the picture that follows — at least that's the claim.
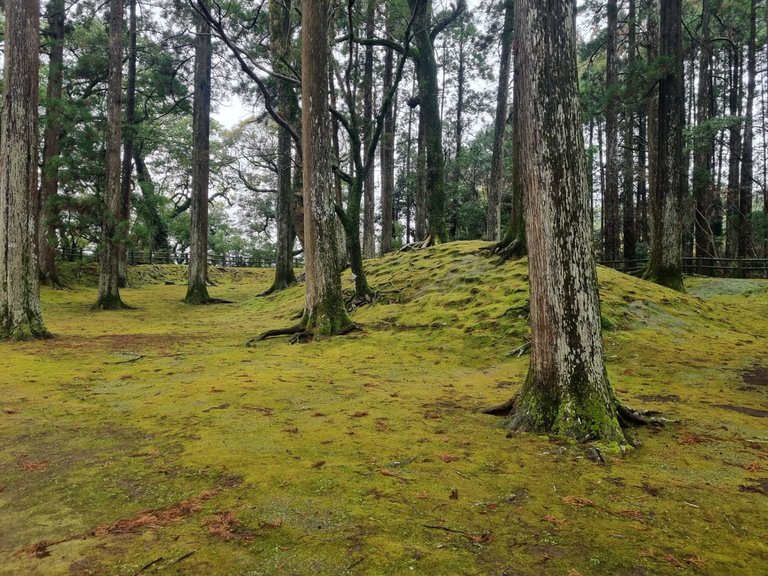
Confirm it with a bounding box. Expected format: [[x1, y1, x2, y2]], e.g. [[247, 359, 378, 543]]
[[598, 257, 768, 278]]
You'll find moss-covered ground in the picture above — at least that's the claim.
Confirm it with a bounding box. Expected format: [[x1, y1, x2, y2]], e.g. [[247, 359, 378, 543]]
[[1, 241, 767, 575]]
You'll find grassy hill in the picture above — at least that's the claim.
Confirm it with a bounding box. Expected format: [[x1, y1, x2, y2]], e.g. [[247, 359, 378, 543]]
[[1, 241, 767, 575]]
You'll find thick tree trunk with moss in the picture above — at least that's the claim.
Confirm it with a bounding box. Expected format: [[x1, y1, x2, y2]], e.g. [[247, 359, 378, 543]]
[[362, 0, 376, 259], [503, 0, 628, 444], [644, 0, 684, 292], [0, 0, 50, 339], [117, 0, 138, 289], [94, 0, 127, 310], [264, 0, 297, 294], [39, 0, 65, 288], [486, 0, 513, 242], [603, 0, 620, 262], [300, 0, 351, 335], [185, 2, 212, 305]]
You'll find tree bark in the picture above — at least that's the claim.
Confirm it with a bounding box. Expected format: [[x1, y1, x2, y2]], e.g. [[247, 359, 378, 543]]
[[185, 0, 213, 304], [505, 0, 627, 444], [301, 0, 351, 335], [264, 0, 297, 294], [362, 0, 376, 259], [0, 0, 49, 339], [39, 0, 65, 288], [622, 0, 637, 262], [738, 0, 756, 258], [118, 0, 138, 288], [94, 0, 127, 310], [644, 0, 684, 291], [380, 35, 396, 254], [604, 0, 620, 262], [486, 0, 513, 242], [725, 46, 742, 258], [692, 0, 715, 268]]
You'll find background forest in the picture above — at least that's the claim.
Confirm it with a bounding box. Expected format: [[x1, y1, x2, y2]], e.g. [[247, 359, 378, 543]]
[[8, 0, 767, 276]]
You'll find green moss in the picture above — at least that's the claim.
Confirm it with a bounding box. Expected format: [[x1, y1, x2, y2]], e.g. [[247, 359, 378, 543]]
[[1, 242, 767, 575]]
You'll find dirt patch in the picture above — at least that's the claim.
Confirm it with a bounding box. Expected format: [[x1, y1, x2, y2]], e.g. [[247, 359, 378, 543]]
[[742, 366, 768, 387], [714, 404, 768, 418], [739, 478, 768, 495]]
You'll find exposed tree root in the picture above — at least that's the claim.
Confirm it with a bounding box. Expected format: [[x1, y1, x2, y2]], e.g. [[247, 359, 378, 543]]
[[482, 236, 526, 265], [247, 323, 361, 346], [398, 234, 434, 252], [344, 289, 379, 312], [256, 278, 299, 298], [480, 397, 517, 416], [505, 341, 531, 357]]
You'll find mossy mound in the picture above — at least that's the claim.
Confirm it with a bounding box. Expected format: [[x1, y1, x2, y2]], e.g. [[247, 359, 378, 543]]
[[2, 241, 767, 575]]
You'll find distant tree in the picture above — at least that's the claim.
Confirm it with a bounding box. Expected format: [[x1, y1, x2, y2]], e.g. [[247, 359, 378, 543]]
[[644, 0, 685, 291], [487, 0, 652, 443], [39, 0, 66, 288], [738, 0, 756, 258], [94, 0, 128, 310], [185, 0, 213, 304], [0, 0, 50, 340], [604, 0, 620, 262], [486, 0, 513, 242]]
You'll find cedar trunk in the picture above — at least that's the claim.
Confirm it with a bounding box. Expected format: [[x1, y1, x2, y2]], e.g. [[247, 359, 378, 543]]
[[0, 0, 49, 339], [506, 0, 625, 443], [185, 1, 213, 304], [39, 0, 65, 287], [94, 0, 127, 310], [301, 0, 351, 334], [604, 0, 620, 262]]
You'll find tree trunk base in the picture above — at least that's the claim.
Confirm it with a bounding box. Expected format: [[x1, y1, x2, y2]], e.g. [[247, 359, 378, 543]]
[[93, 294, 129, 311], [398, 235, 434, 252], [483, 235, 526, 265]]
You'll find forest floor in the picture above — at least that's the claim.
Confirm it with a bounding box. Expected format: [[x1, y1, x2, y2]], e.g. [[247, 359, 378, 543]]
[[1, 241, 767, 576]]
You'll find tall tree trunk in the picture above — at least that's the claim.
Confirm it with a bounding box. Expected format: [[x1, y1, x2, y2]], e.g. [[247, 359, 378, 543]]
[[637, 108, 648, 245], [501, 0, 628, 444], [185, 1, 212, 304], [604, 0, 620, 262], [0, 0, 49, 339], [118, 0, 138, 288], [410, 0, 448, 244], [645, 0, 685, 291], [362, 0, 376, 258], [486, 0, 514, 242], [301, 0, 350, 334], [39, 0, 65, 288], [415, 110, 427, 240], [380, 37, 396, 254], [134, 147, 168, 251], [738, 0, 756, 258], [264, 0, 297, 294], [692, 0, 714, 268], [95, 0, 127, 309], [725, 46, 742, 258], [622, 0, 637, 261]]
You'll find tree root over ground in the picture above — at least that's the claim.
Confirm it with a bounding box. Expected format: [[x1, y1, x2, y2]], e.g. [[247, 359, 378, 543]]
[[481, 237, 525, 265], [246, 323, 360, 346], [398, 235, 434, 252]]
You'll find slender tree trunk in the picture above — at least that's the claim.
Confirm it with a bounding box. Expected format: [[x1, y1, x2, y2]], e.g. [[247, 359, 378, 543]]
[[265, 0, 297, 293], [134, 147, 168, 251], [185, 1, 212, 304], [622, 0, 637, 262], [503, 0, 628, 444], [644, 0, 685, 291], [362, 0, 376, 258], [118, 0, 138, 288], [486, 0, 514, 242], [726, 46, 742, 259], [604, 0, 620, 261], [95, 0, 127, 310], [0, 0, 49, 339], [39, 0, 65, 287], [638, 108, 648, 245], [693, 0, 714, 268], [301, 0, 350, 334], [738, 0, 756, 258], [380, 38, 396, 254], [415, 110, 427, 240]]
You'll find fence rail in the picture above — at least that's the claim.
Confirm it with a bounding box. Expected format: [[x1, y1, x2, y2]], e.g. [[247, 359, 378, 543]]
[[598, 257, 768, 278], [58, 249, 299, 269]]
